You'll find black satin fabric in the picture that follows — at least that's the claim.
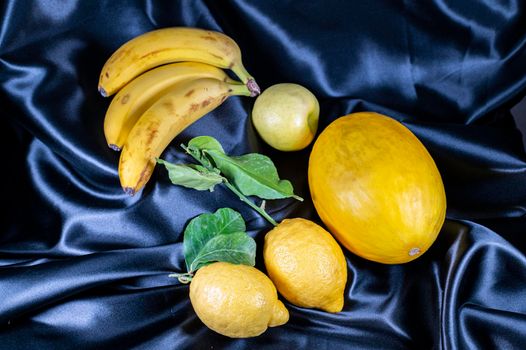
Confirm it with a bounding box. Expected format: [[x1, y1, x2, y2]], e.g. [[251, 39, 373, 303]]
[[1, 1, 526, 349]]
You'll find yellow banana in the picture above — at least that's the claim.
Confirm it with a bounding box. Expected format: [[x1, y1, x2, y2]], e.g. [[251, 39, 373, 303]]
[[103, 62, 238, 151], [119, 78, 251, 195], [99, 27, 260, 98]]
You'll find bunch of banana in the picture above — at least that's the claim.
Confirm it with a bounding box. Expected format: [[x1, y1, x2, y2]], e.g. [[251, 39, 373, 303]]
[[99, 27, 258, 195]]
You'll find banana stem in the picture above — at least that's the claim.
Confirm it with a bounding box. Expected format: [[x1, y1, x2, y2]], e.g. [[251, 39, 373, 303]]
[[246, 79, 261, 97], [228, 83, 252, 97], [231, 64, 260, 97], [223, 180, 278, 226]]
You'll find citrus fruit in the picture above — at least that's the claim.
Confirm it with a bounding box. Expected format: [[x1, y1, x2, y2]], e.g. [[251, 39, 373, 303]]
[[308, 112, 446, 264], [189, 262, 289, 338], [263, 218, 347, 313]]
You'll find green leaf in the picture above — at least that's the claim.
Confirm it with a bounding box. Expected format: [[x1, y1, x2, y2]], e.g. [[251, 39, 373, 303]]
[[187, 136, 225, 154], [183, 136, 225, 169], [184, 208, 252, 272], [205, 150, 301, 200], [187, 232, 256, 272], [157, 159, 223, 191], [170, 137, 300, 226]]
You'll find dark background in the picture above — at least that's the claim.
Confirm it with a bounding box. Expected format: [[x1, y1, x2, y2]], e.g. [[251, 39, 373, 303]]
[[1, 1, 526, 349], [512, 97, 526, 147]]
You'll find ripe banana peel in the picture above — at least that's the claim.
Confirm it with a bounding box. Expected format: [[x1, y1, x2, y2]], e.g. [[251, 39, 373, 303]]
[[119, 78, 251, 195], [103, 62, 238, 151], [99, 27, 260, 98]]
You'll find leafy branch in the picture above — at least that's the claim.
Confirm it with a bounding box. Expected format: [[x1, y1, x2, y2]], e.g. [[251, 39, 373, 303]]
[[157, 136, 303, 226], [169, 208, 255, 283]]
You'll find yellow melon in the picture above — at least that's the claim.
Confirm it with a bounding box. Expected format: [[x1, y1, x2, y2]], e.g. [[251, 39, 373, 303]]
[[308, 112, 446, 264]]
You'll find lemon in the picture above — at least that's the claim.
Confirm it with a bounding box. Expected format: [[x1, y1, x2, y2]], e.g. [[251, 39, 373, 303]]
[[189, 262, 289, 338], [251, 83, 319, 151], [263, 218, 347, 313]]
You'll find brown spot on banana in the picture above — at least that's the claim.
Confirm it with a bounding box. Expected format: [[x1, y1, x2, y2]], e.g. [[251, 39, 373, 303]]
[[108, 48, 128, 64], [222, 41, 235, 55], [201, 98, 213, 108], [121, 94, 130, 105], [201, 35, 218, 42], [137, 162, 154, 190], [161, 102, 175, 114], [139, 48, 170, 59], [122, 159, 155, 196], [184, 89, 195, 97], [105, 72, 109, 78], [190, 103, 200, 112], [146, 128, 159, 147], [209, 53, 223, 60]]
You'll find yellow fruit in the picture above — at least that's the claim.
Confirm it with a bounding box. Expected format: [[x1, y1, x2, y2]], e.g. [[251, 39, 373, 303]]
[[251, 83, 319, 151], [308, 112, 446, 264], [98, 27, 259, 97], [189, 262, 289, 338], [119, 78, 251, 195], [263, 218, 347, 313], [103, 62, 238, 151]]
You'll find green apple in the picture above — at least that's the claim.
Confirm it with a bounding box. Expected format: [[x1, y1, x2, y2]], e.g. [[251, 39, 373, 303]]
[[251, 83, 319, 151]]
